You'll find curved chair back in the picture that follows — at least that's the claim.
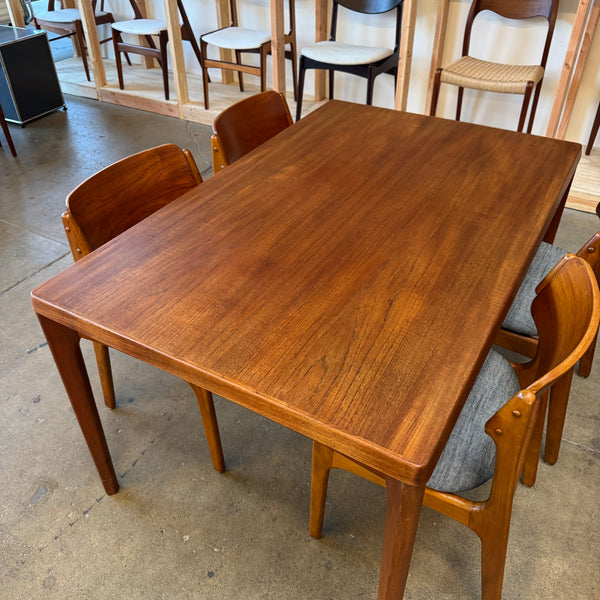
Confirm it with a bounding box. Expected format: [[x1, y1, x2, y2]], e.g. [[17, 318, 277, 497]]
[[211, 91, 293, 172], [337, 0, 403, 14], [463, 0, 558, 65], [62, 144, 202, 258]]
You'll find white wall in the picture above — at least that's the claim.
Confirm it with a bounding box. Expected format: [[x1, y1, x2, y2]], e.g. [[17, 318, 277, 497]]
[[107, 0, 600, 143]]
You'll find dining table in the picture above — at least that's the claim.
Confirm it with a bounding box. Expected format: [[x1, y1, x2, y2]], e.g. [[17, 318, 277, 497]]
[[31, 101, 581, 599]]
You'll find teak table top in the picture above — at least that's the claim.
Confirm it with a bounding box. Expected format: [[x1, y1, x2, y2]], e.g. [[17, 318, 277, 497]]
[[31, 101, 581, 599]]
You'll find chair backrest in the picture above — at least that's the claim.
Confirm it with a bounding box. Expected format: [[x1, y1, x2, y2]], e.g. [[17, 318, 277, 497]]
[[462, 0, 559, 67], [331, 0, 403, 46], [62, 144, 202, 258], [227, 0, 295, 32], [211, 90, 293, 171], [516, 254, 600, 391]]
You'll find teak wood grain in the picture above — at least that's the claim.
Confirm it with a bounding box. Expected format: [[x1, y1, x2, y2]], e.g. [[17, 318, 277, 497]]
[[31, 101, 581, 600]]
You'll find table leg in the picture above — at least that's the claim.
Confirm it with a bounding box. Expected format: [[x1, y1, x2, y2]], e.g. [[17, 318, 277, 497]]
[[377, 477, 425, 600], [543, 180, 572, 244], [37, 314, 119, 496]]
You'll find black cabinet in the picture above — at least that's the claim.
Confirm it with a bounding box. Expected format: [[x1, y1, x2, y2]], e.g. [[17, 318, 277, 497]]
[[0, 25, 65, 125]]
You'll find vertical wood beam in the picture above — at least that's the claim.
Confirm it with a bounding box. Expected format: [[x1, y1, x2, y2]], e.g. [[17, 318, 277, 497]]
[[216, 0, 235, 84], [426, 0, 450, 111], [394, 0, 417, 111], [77, 0, 107, 89], [164, 0, 188, 114], [546, 0, 591, 137], [556, 0, 600, 139], [271, 0, 285, 92], [6, 0, 25, 27], [314, 0, 328, 101]]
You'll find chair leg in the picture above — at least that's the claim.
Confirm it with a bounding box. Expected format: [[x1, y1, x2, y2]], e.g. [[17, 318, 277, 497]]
[[517, 82, 534, 133], [521, 389, 548, 486], [113, 34, 125, 90], [288, 42, 298, 101], [260, 46, 268, 92], [455, 86, 464, 122], [478, 517, 511, 600], [190, 384, 226, 473], [585, 98, 600, 155], [93, 342, 116, 409], [296, 57, 306, 121], [328, 69, 335, 100], [526, 81, 543, 134], [159, 31, 169, 100], [429, 68, 442, 117], [309, 441, 335, 539], [544, 369, 574, 465], [74, 20, 91, 81], [578, 328, 597, 377], [366, 69, 375, 106], [0, 105, 16, 157], [200, 39, 210, 109], [235, 50, 245, 92]]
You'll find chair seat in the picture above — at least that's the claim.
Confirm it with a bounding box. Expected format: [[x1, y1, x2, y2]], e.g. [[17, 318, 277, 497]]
[[440, 56, 546, 94], [428, 349, 520, 493], [202, 27, 271, 50], [35, 8, 110, 23], [301, 41, 394, 66], [502, 242, 566, 337], [112, 18, 167, 36]]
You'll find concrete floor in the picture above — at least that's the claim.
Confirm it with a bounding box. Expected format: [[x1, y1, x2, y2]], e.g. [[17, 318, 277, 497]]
[[1, 95, 599, 599]]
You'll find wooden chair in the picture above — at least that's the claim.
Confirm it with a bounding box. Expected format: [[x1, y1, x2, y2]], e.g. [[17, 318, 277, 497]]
[[111, 0, 205, 101], [295, 0, 403, 122], [199, 0, 297, 110], [429, 0, 559, 133], [32, 0, 115, 81], [61, 144, 226, 473], [0, 102, 16, 157], [211, 90, 293, 172], [309, 255, 600, 600], [585, 97, 600, 155], [497, 203, 600, 484]]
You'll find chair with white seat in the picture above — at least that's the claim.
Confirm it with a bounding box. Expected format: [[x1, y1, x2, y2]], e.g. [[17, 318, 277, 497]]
[[310, 255, 600, 600], [429, 0, 559, 133], [199, 0, 297, 110], [111, 0, 206, 101], [32, 0, 115, 81], [295, 0, 403, 121]]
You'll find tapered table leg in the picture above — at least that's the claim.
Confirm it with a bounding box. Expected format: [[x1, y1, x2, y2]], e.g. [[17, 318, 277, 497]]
[[377, 477, 425, 600], [37, 314, 119, 495]]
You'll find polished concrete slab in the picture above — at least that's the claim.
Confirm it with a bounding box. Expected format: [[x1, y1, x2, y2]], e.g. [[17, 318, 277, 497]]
[[1, 95, 599, 599]]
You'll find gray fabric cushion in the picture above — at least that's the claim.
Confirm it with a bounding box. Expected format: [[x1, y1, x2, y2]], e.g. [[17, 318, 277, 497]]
[[502, 242, 566, 337], [428, 349, 521, 493]]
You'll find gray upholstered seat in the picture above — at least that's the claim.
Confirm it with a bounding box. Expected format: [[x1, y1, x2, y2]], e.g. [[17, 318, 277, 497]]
[[502, 242, 566, 337], [428, 349, 520, 493]]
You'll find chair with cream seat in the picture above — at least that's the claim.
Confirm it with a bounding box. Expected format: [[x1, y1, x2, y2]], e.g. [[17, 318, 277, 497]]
[[61, 144, 226, 473], [210, 90, 293, 172], [199, 0, 297, 110], [295, 0, 403, 121], [111, 0, 205, 101], [429, 0, 559, 133], [309, 255, 600, 600], [32, 0, 115, 81]]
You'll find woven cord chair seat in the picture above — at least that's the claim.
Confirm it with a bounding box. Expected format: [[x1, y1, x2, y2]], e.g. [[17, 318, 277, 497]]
[[502, 242, 567, 337], [36, 8, 110, 23], [201, 27, 271, 50], [440, 56, 545, 94], [301, 41, 394, 66], [112, 18, 168, 36]]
